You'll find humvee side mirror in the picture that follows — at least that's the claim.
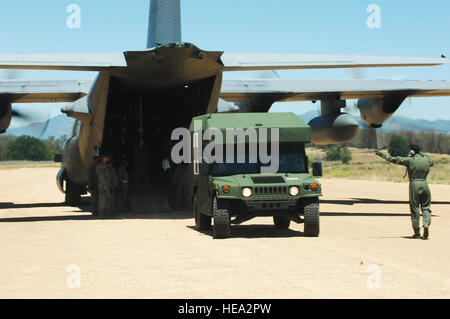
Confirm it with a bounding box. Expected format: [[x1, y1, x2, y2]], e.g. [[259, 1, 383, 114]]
[[312, 162, 323, 177], [199, 162, 210, 175], [54, 154, 63, 163]]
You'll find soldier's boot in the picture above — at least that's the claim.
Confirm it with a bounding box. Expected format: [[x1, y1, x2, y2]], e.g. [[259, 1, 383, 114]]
[[422, 228, 429, 240], [412, 228, 421, 239]]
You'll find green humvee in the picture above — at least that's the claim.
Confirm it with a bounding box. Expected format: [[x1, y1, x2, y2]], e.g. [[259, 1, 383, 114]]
[[188, 112, 322, 238]]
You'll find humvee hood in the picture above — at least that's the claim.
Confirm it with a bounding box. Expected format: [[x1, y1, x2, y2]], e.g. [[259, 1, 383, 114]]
[[212, 173, 313, 186]]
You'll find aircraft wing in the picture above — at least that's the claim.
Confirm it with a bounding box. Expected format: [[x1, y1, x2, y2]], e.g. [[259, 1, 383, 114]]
[[0, 51, 448, 72], [0, 53, 127, 71], [220, 79, 450, 102], [221, 53, 449, 71], [0, 79, 93, 103]]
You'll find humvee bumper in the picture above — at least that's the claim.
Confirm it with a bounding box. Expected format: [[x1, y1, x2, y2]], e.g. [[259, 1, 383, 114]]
[[245, 200, 297, 212]]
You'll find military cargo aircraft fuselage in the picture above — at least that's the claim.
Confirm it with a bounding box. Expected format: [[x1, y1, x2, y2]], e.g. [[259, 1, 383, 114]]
[[58, 43, 225, 204]]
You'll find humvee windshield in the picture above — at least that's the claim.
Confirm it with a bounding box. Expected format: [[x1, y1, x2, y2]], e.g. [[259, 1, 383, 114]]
[[210, 143, 308, 176]]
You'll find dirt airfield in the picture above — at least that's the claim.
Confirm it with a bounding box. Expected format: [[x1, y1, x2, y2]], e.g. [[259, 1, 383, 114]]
[[0, 167, 449, 299]]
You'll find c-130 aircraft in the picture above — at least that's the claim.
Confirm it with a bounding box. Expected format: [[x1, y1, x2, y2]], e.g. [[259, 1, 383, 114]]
[[0, 0, 449, 207]]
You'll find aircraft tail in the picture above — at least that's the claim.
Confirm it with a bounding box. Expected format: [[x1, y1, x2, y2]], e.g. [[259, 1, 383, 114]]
[[147, 0, 182, 48]]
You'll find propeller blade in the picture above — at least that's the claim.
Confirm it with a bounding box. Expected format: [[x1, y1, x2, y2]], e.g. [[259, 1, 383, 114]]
[[11, 109, 32, 121], [12, 110, 22, 117], [11, 107, 52, 138]]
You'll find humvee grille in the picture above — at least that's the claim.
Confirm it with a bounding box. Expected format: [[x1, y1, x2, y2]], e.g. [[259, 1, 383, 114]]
[[253, 186, 287, 195]]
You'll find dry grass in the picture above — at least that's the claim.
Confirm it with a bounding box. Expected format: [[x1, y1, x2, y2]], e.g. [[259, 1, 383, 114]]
[[307, 147, 450, 185], [0, 161, 60, 170], [1, 149, 449, 185]]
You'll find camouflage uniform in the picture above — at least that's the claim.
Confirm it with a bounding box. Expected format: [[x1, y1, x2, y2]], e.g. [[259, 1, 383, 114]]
[[115, 164, 129, 209], [87, 162, 99, 215], [96, 162, 119, 218], [376, 151, 434, 235]]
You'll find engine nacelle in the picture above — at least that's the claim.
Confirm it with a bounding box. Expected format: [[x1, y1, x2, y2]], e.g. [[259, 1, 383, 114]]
[[0, 102, 12, 134], [357, 95, 406, 128], [308, 112, 360, 145]]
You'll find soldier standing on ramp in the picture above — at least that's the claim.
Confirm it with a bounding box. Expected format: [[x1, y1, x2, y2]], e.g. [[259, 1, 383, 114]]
[[96, 154, 119, 218], [375, 145, 434, 239], [87, 155, 101, 216]]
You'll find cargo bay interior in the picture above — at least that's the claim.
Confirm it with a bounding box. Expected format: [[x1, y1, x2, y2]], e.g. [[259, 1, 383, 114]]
[[100, 76, 216, 212]]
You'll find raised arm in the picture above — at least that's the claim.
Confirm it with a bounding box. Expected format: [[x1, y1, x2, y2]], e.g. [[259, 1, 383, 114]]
[[375, 151, 411, 166]]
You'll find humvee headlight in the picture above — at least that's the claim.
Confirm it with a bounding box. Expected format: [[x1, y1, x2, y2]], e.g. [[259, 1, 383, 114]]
[[289, 186, 300, 196], [242, 187, 252, 198]]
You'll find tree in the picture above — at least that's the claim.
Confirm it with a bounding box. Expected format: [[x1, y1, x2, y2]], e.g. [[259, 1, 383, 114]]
[[43, 135, 67, 155], [6, 135, 52, 161], [0, 136, 16, 161], [341, 147, 352, 164], [388, 134, 409, 157], [326, 146, 342, 161], [326, 145, 352, 163], [348, 129, 369, 149], [350, 130, 450, 155]]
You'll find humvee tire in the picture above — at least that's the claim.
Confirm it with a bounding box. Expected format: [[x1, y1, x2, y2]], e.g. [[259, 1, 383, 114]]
[[194, 193, 211, 231], [65, 179, 81, 206], [273, 216, 291, 230], [304, 197, 320, 237], [213, 197, 231, 238]]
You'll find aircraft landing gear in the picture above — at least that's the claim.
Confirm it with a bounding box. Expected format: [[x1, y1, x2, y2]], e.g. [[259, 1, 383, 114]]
[[65, 179, 82, 206]]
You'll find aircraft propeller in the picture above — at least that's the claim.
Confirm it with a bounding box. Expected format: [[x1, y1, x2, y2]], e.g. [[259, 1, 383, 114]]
[[1, 70, 52, 137]]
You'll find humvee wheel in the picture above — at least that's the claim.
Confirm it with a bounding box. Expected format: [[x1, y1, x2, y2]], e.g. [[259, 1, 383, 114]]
[[213, 197, 231, 239], [304, 197, 320, 237], [65, 179, 81, 206], [194, 194, 211, 231], [273, 216, 291, 230]]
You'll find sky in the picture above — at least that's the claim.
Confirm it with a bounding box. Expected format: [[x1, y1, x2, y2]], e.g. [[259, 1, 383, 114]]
[[0, 0, 449, 126]]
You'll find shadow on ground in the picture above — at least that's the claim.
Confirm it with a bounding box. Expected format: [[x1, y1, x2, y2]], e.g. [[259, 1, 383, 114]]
[[322, 198, 450, 206], [187, 225, 306, 239], [371, 236, 430, 240], [321, 211, 438, 217], [0, 202, 66, 209], [0, 199, 193, 223], [0, 195, 441, 223]]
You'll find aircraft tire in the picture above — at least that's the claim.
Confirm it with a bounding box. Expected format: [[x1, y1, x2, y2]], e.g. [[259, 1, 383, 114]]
[[65, 179, 81, 206]]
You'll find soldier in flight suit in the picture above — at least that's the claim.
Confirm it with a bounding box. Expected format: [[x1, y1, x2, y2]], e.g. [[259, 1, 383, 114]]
[[96, 154, 119, 218], [87, 155, 101, 216], [375, 145, 434, 239]]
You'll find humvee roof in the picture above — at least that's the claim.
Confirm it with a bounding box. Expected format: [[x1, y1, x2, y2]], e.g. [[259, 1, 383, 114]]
[[189, 112, 311, 143]]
